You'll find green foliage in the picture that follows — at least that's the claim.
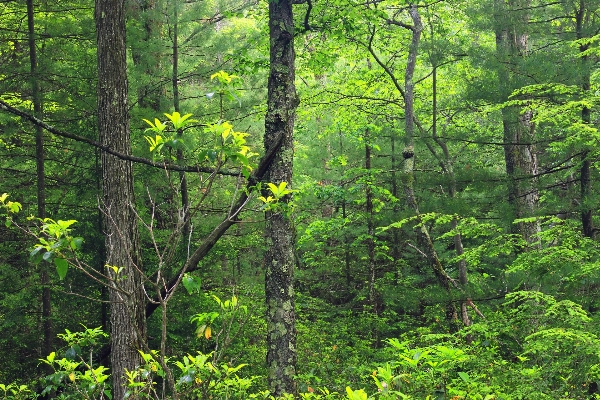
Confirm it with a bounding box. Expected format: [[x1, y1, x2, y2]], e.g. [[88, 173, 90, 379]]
[[0, 383, 33, 400], [28, 217, 83, 280], [39, 327, 110, 399], [258, 181, 296, 211], [0, 193, 21, 228]]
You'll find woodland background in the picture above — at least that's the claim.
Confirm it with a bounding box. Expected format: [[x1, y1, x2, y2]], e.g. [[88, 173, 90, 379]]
[[1, 0, 600, 399]]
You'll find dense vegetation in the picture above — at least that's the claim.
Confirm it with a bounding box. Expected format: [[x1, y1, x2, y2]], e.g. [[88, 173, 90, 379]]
[[1, 0, 600, 398]]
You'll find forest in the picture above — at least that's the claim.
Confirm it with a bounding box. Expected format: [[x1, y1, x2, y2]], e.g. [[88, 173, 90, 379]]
[[1, 0, 600, 398]]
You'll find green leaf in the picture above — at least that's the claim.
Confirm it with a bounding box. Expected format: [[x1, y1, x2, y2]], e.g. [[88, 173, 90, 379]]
[[43, 251, 54, 262], [55, 258, 68, 280], [182, 273, 201, 295], [70, 237, 83, 250]]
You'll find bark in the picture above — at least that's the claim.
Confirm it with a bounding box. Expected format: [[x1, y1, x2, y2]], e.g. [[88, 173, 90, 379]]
[[172, 2, 191, 247], [264, 0, 298, 395], [27, 0, 52, 357], [131, 0, 163, 111], [401, 7, 457, 324], [575, 2, 595, 239], [494, 0, 540, 245], [431, 64, 471, 328], [365, 133, 376, 310], [96, 0, 146, 397]]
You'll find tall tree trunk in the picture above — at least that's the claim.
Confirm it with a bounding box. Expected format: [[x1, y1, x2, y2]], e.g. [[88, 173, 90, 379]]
[[495, 0, 540, 245], [131, 0, 162, 111], [96, 1, 147, 397], [401, 6, 457, 325], [430, 64, 471, 328], [575, 2, 595, 239], [365, 133, 376, 310], [264, 0, 298, 395], [390, 129, 401, 284], [172, 0, 190, 247], [27, 0, 52, 357]]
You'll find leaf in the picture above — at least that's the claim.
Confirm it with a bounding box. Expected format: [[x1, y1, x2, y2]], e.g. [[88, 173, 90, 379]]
[[182, 273, 201, 295], [65, 345, 81, 360], [70, 237, 83, 250], [55, 258, 68, 280], [458, 371, 470, 382], [204, 326, 212, 340], [43, 251, 54, 262], [30, 246, 44, 258]]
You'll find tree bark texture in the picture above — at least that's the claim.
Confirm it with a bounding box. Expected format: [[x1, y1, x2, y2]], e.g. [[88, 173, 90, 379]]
[[264, 0, 298, 395], [575, 3, 595, 239], [401, 7, 456, 325], [172, 4, 191, 246], [96, 0, 147, 397], [495, 0, 540, 245], [365, 134, 376, 310], [27, 0, 52, 357]]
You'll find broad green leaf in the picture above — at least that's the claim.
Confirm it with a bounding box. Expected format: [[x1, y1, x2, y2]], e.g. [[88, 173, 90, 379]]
[[55, 258, 68, 280], [182, 273, 201, 295]]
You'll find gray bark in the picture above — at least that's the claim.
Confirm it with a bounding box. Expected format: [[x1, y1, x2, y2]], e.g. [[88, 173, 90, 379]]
[[96, 0, 147, 397], [264, 0, 298, 395], [494, 0, 540, 245], [402, 6, 458, 325]]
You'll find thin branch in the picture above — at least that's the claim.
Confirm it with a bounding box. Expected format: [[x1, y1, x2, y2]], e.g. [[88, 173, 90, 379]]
[[0, 99, 240, 176]]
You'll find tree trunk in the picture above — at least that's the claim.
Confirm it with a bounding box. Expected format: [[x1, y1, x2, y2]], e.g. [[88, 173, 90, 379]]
[[575, 3, 595, 239], [131, 0, 163, 111], [495, 0, 540, 245], [401, 6, 457, 325], [264, 0, 298, 395], [96, 0, 146, 397], [27, 0, 52, 358], [365, 133, 376, 310], [172, 1, 191, 248]]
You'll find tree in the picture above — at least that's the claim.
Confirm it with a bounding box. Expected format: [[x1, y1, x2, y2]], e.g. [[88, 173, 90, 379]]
[[95, 0, 146, 396], [264, 0, 299, 395], [494, 0, 540, 244]]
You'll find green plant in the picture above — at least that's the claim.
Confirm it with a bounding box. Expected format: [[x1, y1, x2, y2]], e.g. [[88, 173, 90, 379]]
[[0, 383, 33, 400], [39, 327, 110, 399]]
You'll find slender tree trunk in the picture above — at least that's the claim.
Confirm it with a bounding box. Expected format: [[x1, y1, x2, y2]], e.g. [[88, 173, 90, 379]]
[[340, 131, 351, 286], [131, 0, 162, 111], [264, 0, 298, 395], [390, 129, 401, 284], [494, 0, 540, 245], [575, 3, 595, 239], [365, 133, 376, 309], [400, 6, 457, 325], [27, 0, 52, 357], [96, 0, 147, 397], [431, 64, 471, 328], [172, 1, 190, 246]]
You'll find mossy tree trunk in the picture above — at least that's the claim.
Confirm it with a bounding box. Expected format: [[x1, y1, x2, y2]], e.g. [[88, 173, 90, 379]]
[[96, 0, 147, 397], [494, 0, 540, 245], [264, 0, 299, 395]]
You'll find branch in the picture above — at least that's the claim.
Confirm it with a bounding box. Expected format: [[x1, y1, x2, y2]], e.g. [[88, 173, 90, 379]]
[[0, 99, 240, 176], [145, 131, 283, 317]]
